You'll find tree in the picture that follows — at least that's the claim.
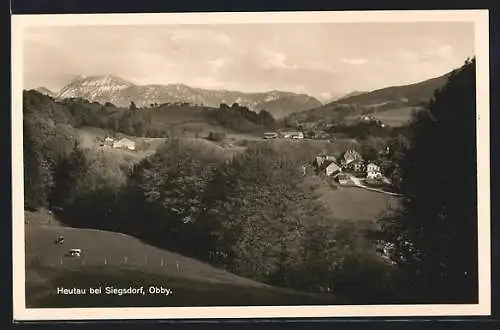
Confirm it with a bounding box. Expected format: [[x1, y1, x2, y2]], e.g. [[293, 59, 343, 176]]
[[200, 143, 330, 283], [378, 135, 409, 190], [118, 138, 224, 257], [49, 140, 91, 218], [23, 119, 53, 210], [257, 110, 276, 127], [378, 58, 477, 303], [129, 101, 137, 111], [360, 136, 386, 162], [207, 131, 226, 142]]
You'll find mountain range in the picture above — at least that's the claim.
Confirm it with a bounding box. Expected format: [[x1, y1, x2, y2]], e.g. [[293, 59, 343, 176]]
[[33, 68, 453, 125], [35, 75, 323, 119]]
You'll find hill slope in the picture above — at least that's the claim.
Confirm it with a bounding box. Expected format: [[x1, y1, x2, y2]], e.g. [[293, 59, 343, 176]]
[[25, 221, 344, 308], [35, 87, 56, 97], [332, 73, 450, 107], [54, 75, 322, 118], [288, 71, 451, 128]]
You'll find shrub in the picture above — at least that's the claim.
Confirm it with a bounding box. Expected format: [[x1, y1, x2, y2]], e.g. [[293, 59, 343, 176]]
[[207, 131, 226, 142]]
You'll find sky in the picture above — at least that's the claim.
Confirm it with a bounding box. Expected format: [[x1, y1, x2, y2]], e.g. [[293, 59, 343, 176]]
[[23, 22, 475, 101]]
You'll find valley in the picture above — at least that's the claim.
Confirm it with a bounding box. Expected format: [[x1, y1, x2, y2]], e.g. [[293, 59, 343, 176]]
[[22, 63, 460, 308]]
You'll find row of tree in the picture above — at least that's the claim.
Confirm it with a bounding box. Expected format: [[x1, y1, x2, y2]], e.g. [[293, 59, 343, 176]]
[[204, 103, 276, 132]]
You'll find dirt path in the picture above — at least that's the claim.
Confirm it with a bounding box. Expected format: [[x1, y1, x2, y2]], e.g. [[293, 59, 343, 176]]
[[348, 175, 403, 197]]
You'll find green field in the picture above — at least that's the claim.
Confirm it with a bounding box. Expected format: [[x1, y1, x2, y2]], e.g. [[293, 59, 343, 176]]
[[75, 126, 247, 163], [304, 176, 400, 221], [344, 107, 417, 127], [370, 107, 416, 127], [25, 220, 345, 308]]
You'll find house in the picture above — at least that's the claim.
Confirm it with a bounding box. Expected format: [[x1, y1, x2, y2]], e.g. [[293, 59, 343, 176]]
[[367, 162, 382, 179], [263, 132, 278, 139], [336, 173, 351, 185], [101, 136, 114, 147], [324, 161, 342, 176], [292, 132, 304, 139], [315, 157, 341, 176], [342, 149, 363, 165], [113, 138, 136, 151], [345, 159, 365, 173], [314, 155, 337, 172], [282, 131, 304, 139]]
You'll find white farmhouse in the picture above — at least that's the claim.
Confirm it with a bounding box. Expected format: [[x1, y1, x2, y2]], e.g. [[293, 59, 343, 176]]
[[113, 138, 136, 151], [366, 162, 382, 179]]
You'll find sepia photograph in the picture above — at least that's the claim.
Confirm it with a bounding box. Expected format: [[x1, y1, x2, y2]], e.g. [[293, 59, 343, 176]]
[[12, 10, 490, 320]]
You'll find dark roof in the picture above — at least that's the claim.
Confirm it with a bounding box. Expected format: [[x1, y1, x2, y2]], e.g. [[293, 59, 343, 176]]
[[320, 160, 341, 171]]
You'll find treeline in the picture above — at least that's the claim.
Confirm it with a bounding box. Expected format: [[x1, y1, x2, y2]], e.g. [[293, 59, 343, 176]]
[[204, 103, 276, 133], [60, 98, 169, 138], [25, 91, 171, 138]]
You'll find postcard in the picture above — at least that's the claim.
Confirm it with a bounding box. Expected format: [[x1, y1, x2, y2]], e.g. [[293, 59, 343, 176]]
[[11, 9, 491, 321]]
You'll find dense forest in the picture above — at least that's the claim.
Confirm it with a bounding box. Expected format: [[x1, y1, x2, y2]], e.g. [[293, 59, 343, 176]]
[[23, 58, 477, 304]]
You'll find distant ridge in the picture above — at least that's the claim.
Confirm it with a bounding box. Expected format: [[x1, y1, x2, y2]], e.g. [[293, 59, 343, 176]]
[[48, 74, 323, 119], [287, 70, 453, 127], [35, 86, 56, 97]]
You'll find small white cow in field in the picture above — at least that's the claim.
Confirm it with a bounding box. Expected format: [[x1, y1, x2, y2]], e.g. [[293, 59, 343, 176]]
[[68, 248, 81, 257]]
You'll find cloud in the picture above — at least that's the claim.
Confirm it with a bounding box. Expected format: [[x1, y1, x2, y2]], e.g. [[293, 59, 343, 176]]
[[393, 44, 454, 64], [423, 44, 454, 59], [339, 57, 368, 65], [260, 50, 298, 69], [208, 57, 228, 69]]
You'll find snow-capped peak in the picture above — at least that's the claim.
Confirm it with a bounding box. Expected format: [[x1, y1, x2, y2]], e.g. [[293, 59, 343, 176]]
[[57, 74, 135, 99]]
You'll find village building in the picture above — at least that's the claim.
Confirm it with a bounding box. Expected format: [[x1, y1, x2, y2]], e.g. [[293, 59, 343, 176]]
[[281, 131, 304, 139], [103, 136, 114, 146], [113, 138, 136, 151], [336, 173, 351, 185], [344, 159, 366, 173], [314, 155, 337, 169], [263, 132, 278, 139], [367, 162, 382, 179], [314, 155, 342, 177], [342, 149, 363, 165], [323, 161, 342, 176]]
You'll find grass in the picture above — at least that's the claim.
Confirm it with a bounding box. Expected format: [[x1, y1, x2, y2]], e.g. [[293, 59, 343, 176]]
[[344, 107, 417, 127], [75, 126, 246, 163], [369, 107, 417, 127], [24, 208, 64, 226], [26, 266, 343, 308], [146, 105, 211, 127], [304, 176, 400, 221], [25, 222, 344, 308]]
